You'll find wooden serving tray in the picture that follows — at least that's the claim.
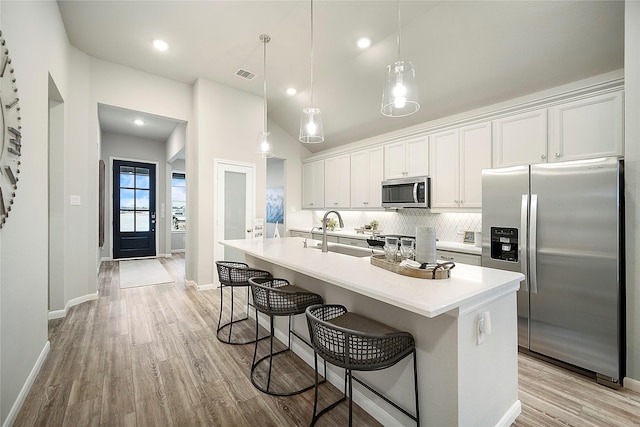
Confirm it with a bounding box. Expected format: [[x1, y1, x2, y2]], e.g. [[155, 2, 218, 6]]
[[370, 254, 455, 280]]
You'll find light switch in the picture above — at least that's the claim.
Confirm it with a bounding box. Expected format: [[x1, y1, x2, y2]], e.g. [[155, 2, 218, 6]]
[[70, 195, 81, 206]]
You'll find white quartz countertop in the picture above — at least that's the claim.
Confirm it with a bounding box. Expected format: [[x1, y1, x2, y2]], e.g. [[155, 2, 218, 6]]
[[221, 237, 523, 318], [288, 227, 482, 255]]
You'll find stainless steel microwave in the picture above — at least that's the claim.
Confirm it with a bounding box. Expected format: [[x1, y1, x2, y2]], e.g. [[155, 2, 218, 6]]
[[381, 176, 431, 208]]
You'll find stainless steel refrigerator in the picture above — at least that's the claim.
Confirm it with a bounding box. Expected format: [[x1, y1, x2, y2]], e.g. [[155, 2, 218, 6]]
[[481, 157, 624, 387]]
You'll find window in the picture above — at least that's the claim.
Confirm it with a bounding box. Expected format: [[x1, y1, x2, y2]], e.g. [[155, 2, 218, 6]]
[[172, 172, 186, 231]]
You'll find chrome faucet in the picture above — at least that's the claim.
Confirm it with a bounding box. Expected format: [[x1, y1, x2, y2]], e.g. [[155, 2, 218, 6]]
[[303, 226, 321, 248], [321, 211, 344, 252]]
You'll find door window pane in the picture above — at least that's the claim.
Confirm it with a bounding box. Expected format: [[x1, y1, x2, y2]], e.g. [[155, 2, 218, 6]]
[[120, 189, 135, 209], [136, 189, 150, 210], [120, 166, 135, 187], [136, 168, 150, 189], [120, 211, 135, 232], [136, 211, 150, 231], [172, 172, 186, 231]]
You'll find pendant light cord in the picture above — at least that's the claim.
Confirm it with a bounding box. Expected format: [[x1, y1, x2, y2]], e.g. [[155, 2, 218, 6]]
[[261, 34, 270, 132], [309, 0, 315, 107], [396, 0, 401, 60]]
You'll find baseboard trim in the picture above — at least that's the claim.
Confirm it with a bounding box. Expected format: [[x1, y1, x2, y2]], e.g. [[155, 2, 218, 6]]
[[2, 341, 50, 427], [48, 292, 99, 320], [624, 376, 640, 393], [195, 283, 215, 291], [495, 400, 522, 427]]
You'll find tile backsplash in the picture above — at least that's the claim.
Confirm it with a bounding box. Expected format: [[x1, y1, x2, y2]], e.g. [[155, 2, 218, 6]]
[[297, 209, 481, 243]]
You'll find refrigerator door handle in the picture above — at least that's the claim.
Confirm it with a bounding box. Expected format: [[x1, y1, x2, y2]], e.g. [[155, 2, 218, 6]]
[[520, 195, 529, 291], [530, 194, 538, 294]]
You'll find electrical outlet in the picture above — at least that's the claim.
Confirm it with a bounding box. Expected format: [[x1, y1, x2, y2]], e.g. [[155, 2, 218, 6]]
[[477, 317, 485, 345]]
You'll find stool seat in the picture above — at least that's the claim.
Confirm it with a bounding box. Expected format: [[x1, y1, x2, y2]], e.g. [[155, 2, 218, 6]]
[[306, 304, 419, 426], [215, 261, 272, 345], [248, 277, 324, 396]]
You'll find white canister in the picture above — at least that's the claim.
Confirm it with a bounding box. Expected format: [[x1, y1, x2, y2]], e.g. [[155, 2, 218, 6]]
[[474, 231, 482, 248], [415, 226, 437, 264]]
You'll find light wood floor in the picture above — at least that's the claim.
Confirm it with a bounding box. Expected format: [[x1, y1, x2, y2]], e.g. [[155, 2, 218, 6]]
[[14, 254, 640, 426]]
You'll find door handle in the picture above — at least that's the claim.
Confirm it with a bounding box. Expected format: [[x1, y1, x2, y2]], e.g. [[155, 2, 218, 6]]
[[520, 195, 528, 291], [247, 229, 252, 233], [530, 194, 538, 294]]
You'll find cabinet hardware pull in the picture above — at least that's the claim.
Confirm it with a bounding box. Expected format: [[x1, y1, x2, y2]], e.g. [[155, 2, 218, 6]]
[[541, 154, 546, 159], [555, 152, 560, 157], [441, 255, 454, 260]]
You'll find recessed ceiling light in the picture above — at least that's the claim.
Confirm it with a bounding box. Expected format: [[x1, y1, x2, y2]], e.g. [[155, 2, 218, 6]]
[[134, 119, 145, 126], [153, 39, 169, 51], [357, 37, 372, 49], [286, 87, 297, 96]]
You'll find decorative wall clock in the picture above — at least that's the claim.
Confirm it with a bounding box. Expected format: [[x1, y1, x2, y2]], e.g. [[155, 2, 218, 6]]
[[0, 31, 22, 228]]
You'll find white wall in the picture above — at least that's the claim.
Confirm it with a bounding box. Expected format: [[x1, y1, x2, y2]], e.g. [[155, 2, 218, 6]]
[[624, 1, 640, 388], [166, 122, 186, 162], [0, 1, 68, 423], [100, 132, 170, 259]]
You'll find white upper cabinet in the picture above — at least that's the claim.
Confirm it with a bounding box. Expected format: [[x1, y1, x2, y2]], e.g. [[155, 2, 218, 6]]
[[430, 122, 491, 210], [459, 122, 492, 208], [548, 91, 623, 162], [302, 160, 324, 209], [350, 146, 384, 209], [492, 109, 547, 168], [384, 137, 429, 179], [429, 129, 460, 209], [324, 154, 351, 208]]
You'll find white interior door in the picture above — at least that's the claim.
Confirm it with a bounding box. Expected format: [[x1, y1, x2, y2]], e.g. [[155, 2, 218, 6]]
[[214, 160, 255, 265]]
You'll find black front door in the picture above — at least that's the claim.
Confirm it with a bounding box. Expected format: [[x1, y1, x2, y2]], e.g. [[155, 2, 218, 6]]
[[113, 160, 156, 259]]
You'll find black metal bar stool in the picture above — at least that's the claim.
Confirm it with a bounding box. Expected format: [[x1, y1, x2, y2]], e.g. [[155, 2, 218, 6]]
[[248, 277, 325, 396], [215, 261, 272, 345], [305, 304, 420, 426]]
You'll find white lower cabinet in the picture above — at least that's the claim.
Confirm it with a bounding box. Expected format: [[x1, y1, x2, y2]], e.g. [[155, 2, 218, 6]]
[[436, 250, 481, 266]]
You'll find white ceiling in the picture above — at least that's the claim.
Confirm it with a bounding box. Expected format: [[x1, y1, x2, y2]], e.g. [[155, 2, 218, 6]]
[[58, 0, 624, 153]]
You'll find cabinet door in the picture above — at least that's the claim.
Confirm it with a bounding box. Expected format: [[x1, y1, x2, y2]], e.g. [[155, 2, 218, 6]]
[[429, 130, 460, 208], [367, 147, 384, 208], [350, 150, 369, 208], [436, 250, 481, 266], [351, 147, 383, 208], [460, 122, 492, 208], [324, 155, 350, 208], [548, 91, 623, 162], [302, 160, 324, 209], [493, 109, 547, 167], [406, 137, 429, 177], [384, 140, 407, 179]]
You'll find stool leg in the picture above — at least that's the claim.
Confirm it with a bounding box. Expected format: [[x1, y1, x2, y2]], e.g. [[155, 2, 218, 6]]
[[266, 315, 275, 392], [413, 349, 420, 426], [311, 352, 319, 426], [228, 286, 235, 341], [347, 369, 353, 427], [251, 307, 260, 373], [217, 285, 227, 343]]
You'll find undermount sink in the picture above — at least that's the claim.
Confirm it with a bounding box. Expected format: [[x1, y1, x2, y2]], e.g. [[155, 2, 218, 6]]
[[310, 242, 373, 258]]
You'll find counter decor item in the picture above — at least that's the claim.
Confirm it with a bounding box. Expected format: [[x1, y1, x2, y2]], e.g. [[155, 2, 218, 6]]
[[370, 254, 454, 279], [463, 230, 475, 244], [415, 226, 437, 264]]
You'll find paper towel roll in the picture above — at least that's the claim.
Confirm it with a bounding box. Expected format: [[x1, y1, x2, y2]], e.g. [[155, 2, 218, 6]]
[[415, 226, 436, 264]]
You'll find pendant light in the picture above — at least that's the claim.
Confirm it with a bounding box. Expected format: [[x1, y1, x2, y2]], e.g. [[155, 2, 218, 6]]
[[381, 0, 420, 117], [258, 34, 275, 158], [299, 0, 324, 143]]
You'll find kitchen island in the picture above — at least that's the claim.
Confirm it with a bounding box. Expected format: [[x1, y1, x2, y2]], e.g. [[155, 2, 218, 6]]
[[220, 237, 524, 426]]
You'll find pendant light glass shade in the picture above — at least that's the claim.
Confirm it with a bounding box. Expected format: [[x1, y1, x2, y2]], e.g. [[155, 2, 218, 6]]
[[381, 0, 420, 118], [299, 107, 324, 143], [299, 0, 324, 143], [257, 131, 273, 158], [381, 60, 420, 117], [257, 34, 274, 158]]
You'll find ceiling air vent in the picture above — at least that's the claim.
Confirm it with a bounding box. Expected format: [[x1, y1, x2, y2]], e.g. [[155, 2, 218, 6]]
[[235, 68, 256, 80]]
